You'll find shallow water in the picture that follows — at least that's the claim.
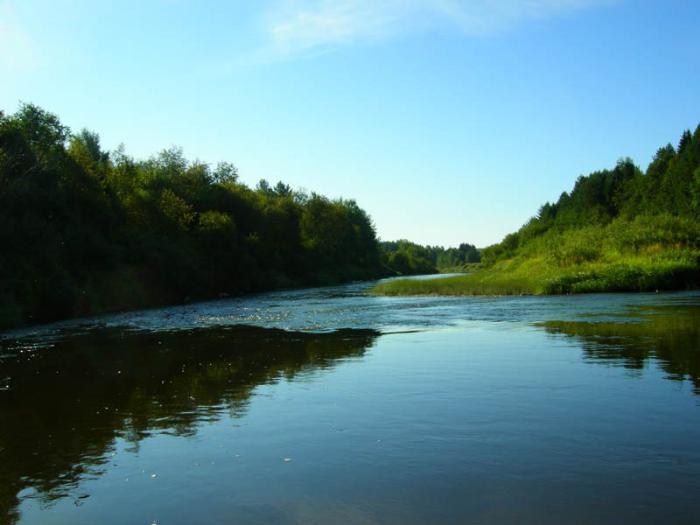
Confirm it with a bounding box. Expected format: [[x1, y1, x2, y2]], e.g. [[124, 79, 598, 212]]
[[1, 277, 699, 524]]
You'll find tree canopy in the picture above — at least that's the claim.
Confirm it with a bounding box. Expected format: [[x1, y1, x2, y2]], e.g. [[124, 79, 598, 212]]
[[0, 105, 391, 328], [481, 123, 700, 267]]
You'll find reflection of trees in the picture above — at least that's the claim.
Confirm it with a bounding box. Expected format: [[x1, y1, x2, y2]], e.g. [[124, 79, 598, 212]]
[[0, 326, 379, 524], [539, 305, 700, 393]]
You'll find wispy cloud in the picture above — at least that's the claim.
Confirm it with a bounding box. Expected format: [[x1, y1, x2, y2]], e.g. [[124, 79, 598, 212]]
[[0, 1, 39, 72], [264, 0, 613, 57]]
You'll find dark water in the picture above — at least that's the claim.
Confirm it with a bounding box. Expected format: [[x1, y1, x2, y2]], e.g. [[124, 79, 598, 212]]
[[1, 278, 699, 524]]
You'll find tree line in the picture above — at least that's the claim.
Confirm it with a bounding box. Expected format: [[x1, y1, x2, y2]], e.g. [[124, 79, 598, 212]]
[[482, 124, 700, 265], [0, 105, 481, 329], [374, 121, 700, 297], [380, 240, 480, 275], [0, 105, 385, 328]]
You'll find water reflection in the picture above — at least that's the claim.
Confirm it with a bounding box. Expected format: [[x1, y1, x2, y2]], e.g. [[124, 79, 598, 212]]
[[2, 292, 700, 525], [0, 326, 379, 525], [539, 304, 700, 393]]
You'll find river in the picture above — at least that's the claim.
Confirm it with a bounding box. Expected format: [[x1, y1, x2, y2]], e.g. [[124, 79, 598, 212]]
[[1, 276, 699, 524]]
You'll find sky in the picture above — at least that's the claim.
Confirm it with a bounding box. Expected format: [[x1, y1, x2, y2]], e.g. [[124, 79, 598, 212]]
[[1, 0, 699, 247]]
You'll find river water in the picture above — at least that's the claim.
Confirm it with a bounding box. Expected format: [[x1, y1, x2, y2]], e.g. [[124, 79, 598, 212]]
[[1, 276, 699, 524]]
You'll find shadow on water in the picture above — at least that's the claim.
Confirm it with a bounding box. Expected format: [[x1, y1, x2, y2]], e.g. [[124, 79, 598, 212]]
[[2, 290, 700, 525], [0, 326, 379, 525], [538, 304, 700, 394]]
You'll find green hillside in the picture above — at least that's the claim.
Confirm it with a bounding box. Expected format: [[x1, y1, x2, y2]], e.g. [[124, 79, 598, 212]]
[[373, 124, 700, 296]]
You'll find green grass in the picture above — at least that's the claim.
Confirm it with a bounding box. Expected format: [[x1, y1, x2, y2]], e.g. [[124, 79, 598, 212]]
[[371, 216, 700, 297], [435, 262, 481, 274]]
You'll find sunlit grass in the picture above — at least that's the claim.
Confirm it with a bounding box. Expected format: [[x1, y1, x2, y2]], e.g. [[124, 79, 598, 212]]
[[371, 217, 700, 296]]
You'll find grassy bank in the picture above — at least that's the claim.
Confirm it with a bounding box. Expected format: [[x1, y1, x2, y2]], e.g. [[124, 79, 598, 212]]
[[371, 215, 700, 296], [375, 124, 700, 298]]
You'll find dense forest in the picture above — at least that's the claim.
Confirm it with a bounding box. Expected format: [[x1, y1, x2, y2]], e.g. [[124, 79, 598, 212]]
[[0, 105, 387, 329], [0, 105, 480, 329], [375, 123, 700, 296]]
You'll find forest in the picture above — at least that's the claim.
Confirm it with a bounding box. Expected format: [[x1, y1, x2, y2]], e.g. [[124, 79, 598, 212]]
[[380, 240, 480, 275], [374, 123, 700, 296], [0, 105, 383, 329], [0, 105, 480, 329], [9, 105, 696, 328]]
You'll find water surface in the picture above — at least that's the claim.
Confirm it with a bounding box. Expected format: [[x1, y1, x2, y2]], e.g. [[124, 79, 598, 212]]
[[1, 279, 699, 524]]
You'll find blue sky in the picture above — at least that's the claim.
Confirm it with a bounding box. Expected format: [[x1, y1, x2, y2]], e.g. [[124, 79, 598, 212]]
[[1, 0, 699, 247]]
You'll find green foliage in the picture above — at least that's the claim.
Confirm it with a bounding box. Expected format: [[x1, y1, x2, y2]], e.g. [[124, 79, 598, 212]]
[[375, 124, 700, 297], [0, 104, 385, 329], [158, 188, 195, 232], [379, 240, 480, 275], [380, 240, 436, 275]]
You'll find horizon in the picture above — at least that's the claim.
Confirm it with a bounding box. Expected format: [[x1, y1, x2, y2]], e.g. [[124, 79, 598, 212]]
[[2, 0, 699, 247]]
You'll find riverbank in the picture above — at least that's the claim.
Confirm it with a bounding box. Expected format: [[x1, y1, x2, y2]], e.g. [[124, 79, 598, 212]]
[[0, 267, 397, 333], [371, 217, 700, 296], [371, 258, 699, 296]]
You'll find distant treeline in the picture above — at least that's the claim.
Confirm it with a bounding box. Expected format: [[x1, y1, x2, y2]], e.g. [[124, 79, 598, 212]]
[[0, 105, 392, 328], [380, 240, 480, 275], [375, 122, 700, 297], [482, 124, 700, 268]]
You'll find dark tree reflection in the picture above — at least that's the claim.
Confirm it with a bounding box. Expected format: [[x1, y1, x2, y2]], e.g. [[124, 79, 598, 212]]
[[540, 304, 700, 393], [0, 326, 379, 524]]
